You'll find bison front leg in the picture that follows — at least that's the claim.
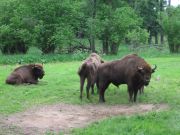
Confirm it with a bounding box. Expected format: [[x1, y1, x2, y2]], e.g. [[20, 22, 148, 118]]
[[80, 76, 85, 99], [128, 85, 134, 102], [133, 89, 139, 102], [99, 82, 109, 103], [27, 79, 38, 84]]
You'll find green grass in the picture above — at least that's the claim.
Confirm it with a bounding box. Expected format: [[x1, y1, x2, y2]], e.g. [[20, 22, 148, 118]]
[[72, 110, 180, 135], [1, 56, 179, 114], [0, 53, 180, 134], [71, 56, 180, 135]]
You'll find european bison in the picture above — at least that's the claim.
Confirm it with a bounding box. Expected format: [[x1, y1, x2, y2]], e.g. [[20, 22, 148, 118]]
[[78, 53, 104, 99], [97, 54, 156, 102], [6, 64, 45, 85]]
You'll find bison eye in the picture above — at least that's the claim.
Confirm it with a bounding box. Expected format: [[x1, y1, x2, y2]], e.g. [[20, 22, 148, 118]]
[[138, 69, 145, 74]]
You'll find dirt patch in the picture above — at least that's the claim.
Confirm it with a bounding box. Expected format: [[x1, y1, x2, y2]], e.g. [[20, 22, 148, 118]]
[[1, 103, 168, 135]]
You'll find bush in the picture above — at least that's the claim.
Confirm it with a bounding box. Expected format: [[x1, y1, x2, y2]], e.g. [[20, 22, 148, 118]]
[[125, 27, 149, 47], [0, 25, 30, 54]]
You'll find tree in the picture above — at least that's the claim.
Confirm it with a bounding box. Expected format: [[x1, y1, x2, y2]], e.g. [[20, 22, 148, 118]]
[[0, 0, 32, 54], [134, 0, 160, 45], [125, 27, 149, 48], [85, 0, 97, 52], [162, 6, 180, 53], [96, 1, 142, 54]]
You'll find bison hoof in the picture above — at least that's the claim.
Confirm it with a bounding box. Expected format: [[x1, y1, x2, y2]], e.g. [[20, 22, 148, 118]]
[[99, 99, 105, 103], [129, 99, 133, 103]]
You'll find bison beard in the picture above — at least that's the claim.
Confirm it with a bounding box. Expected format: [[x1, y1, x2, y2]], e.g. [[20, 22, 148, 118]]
[[6, 64, 45, 85], [78, 53, 104, 99], [97, 54, 156, 102]]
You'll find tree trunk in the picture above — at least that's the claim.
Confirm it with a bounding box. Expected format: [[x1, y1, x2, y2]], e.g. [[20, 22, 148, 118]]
[[174, 45, 179, 53], [155, 32, 158, 45], [160, 0, 164, 45], [160, 31, 164, 45], [110, 42, 119, 54], [88, 0, 96, 52], [1, 42, 28, 54], [169, 43, 174, 53], [168, 0, 171, 6], [102, 38, 109, 54], [41, 44, 55, 54], [148, 31, 152, 46], [89, 36, 95, 52]]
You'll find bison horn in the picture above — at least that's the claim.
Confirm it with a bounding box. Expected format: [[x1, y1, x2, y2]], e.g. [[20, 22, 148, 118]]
[[138, 66, 143, 70], [152, 65, 157, 73], [137, 66, 144, 73]]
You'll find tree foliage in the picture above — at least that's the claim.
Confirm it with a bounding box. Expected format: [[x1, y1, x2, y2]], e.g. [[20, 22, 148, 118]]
[[0, 0, 178, 54], [162, 6, 180, 53]]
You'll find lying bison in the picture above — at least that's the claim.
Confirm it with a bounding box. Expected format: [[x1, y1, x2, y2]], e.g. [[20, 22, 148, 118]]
[[78, 53, 104, 99], [97, 54, 156, 102], [6, 64, 45, 85]]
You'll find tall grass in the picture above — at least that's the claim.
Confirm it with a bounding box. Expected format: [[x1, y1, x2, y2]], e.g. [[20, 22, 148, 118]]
[[0, 45, 177, 65]]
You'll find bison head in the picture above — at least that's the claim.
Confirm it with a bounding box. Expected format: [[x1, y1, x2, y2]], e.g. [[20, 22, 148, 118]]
[[138, 65, 157, 86], [32, 64, 45, 79]]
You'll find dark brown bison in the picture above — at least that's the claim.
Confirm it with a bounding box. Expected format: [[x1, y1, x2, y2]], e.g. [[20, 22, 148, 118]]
[[97, 54, 156, 102], [6, 64, 45, 85], [78, 53, 104, 99]]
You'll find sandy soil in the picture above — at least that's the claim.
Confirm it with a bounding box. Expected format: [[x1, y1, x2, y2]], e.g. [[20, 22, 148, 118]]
[[0, 103, 168, 135]]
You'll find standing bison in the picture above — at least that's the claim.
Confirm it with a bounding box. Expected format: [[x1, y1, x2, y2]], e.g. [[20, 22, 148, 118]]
[[6, 64, 45, 85], [97, 54, 156, 102], [78, 53, 104, 99]]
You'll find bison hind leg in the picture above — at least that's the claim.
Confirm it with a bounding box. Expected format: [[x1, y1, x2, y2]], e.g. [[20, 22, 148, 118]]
[[80, 76, 85, 99], [6, 79, 16, 85], [91, 84, 95, 95], [6, 75, 23, 85], [133, 89, 139, 102], [86, 78, 92, 99]]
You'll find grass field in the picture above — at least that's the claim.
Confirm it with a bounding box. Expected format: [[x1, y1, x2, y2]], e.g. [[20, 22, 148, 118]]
[[0, 54, 180, 134]]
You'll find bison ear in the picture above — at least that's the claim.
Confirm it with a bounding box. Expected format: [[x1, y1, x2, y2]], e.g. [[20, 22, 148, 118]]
[[32, 64, 42, 72], [33, 64, 43, 69], [101, 59, 105, 63]]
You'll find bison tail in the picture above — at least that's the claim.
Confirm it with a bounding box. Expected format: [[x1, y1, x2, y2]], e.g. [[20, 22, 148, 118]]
[[78, 63, 87, 75]]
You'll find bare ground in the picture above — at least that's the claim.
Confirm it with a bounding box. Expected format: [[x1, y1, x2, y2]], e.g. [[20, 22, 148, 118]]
[[0, 103, 168, 135]]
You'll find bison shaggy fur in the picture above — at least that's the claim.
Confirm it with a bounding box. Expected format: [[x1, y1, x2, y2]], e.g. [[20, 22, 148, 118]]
[[97, 54, 156, 102], [6, 64, 45, 85], [78, 53, 104, 99]]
